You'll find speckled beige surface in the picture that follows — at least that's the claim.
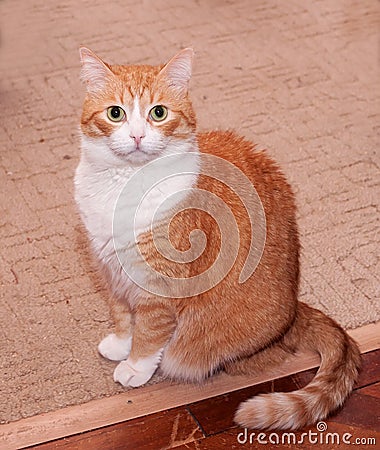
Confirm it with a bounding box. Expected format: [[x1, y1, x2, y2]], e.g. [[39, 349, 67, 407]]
[[0, 0, 379, 423]]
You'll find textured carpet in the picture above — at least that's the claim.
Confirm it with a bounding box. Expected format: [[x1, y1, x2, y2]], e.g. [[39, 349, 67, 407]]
[[0, 0, 379, 423]]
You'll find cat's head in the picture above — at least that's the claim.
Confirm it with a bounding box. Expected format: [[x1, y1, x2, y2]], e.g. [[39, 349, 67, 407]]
[[79, 48, 197, 167]]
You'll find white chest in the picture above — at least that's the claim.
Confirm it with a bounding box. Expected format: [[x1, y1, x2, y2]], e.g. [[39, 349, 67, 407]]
[[75, 162, 133, 252], [74, 138, 200, 301]]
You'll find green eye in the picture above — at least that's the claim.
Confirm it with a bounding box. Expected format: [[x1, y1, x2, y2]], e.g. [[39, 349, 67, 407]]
[[107, 106, 125, 122], [150, 105, 168, 122]]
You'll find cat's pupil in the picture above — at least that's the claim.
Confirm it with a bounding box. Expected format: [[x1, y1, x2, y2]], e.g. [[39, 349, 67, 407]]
[[111, 107, 120, 118], [154, 106, 164, 117]]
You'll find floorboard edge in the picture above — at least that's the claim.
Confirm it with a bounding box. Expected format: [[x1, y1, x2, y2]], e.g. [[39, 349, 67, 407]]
[[1, 321, 379, 450]]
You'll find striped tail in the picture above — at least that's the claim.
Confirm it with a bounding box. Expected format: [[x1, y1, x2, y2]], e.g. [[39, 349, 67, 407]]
[[234, 302, 361, 430]]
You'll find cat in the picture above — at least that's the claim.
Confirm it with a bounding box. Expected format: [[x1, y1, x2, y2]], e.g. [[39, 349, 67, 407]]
[[74, 47, 361, 430]]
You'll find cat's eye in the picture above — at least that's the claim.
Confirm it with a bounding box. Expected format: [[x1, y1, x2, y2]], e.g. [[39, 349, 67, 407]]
[[107, 106, 126, 122], [149, 105, 168, 122]]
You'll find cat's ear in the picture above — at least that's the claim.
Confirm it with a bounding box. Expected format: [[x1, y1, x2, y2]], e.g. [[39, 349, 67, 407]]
[[79, 47, 114, 93], [158, 48, 194, 95]]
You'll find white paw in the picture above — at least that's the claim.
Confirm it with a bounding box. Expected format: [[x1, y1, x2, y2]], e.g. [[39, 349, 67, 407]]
[[113, 349, 163, 387], [98, 333, 132, 361]]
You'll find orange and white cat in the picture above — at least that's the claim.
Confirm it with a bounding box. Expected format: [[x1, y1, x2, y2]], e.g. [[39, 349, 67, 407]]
[[74, 47, 361, 430]]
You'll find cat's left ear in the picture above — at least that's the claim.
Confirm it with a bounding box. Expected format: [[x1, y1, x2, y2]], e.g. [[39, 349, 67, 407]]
[[158, 48, 194, 95], [79, 47, 114, 93]]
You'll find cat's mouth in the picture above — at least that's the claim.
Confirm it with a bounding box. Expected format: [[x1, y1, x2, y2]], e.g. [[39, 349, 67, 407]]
[[110, 145, 163, 164]]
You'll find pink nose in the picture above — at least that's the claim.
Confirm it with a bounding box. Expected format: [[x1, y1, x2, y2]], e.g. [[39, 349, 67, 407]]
[[130, 134, 145, 146]]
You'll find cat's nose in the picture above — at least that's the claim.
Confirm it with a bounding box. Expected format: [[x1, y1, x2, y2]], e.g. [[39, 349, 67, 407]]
[[130, 133, 145, 147]]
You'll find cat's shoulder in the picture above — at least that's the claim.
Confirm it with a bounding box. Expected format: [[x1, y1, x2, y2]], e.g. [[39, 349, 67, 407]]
[[196, 130, 283, 178], [197, 130, 252, 154]]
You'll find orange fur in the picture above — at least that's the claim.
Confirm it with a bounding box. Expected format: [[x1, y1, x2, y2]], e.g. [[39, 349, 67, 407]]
[[81, 61, 196, 139], [77, 48, 361, 430]]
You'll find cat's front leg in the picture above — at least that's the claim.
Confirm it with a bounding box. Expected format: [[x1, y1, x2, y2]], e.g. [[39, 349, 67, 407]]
[[113, 348, 164, 387], [98, 333, 132, 361], [98, 300, 133, 361], [113, 302, 175, 387]]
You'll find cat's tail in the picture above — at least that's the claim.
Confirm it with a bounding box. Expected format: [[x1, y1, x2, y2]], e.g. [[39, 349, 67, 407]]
[[234, 302, 361, 430]]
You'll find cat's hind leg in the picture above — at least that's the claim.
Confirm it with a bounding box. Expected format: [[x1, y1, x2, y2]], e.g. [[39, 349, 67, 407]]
[[98, 300, 132, 361], [160, 324, 227, 383], [223, 339, 294, 377]]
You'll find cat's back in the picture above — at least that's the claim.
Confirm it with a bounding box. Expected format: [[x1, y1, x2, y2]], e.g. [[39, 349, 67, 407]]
[[196, 130, 296, 214], [194, 130, 300, 311]]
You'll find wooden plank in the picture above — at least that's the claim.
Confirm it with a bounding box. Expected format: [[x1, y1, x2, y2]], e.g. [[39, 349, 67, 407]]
[[358, 382, 380, 399], [1, 321, 379, 450], [187, 376, 299, 436], [30, 364, 380, 450], [330, 392, 380, 432], [30, 407, 204, 450], [350, 321, 380, 352]]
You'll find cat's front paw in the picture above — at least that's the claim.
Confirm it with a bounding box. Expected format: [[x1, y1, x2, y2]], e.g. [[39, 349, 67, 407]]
[[98, 333, 132, 361], [113, 349, 163, 387]]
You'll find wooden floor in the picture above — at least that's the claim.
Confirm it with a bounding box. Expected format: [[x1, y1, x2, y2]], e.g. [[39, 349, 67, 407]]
[[28, 349, 380, 450]]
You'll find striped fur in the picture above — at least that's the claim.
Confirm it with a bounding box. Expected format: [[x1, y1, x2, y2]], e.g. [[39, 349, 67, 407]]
[[233, 303, 361, 429]]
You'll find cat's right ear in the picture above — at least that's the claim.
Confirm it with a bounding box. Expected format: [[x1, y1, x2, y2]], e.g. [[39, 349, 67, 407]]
[[79, 47, 114, 93]]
